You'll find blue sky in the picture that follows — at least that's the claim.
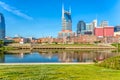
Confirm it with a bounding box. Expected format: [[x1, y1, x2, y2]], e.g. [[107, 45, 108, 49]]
[[0, 0, 120, 38]]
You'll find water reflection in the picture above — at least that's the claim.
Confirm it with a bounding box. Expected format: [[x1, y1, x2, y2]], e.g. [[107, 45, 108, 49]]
[[0, 50, 119, 63]]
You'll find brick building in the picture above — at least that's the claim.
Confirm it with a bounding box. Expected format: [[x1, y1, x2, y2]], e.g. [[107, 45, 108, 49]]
[[94, 26, 114, 37]]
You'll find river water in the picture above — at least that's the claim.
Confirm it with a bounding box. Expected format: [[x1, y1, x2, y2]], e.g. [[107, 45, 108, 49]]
[[0, 50, 119, 63]]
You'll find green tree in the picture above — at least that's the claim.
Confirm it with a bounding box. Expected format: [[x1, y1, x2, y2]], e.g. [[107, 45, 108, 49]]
[[0, 40, 4, 47]]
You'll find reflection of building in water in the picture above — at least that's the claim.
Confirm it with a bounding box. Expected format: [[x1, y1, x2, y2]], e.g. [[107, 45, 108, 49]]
[[39, 51, 55, 59], [16, 53, 24, 58], [58, 50, 117, 62], [12, 53, 25, 59], [94, 50, 117, 61], [35, 50, 118, 63], [58, 52, 73, 62], [58, 51, 78, 62], [20, 53, 24, 58], [0, 52, 5, 63]]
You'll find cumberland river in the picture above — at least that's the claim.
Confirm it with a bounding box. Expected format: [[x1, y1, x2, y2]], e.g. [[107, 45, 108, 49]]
[[0, 50, 119, 63]]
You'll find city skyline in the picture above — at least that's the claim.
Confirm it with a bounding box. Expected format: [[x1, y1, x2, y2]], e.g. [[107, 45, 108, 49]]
[[0, 0, 120, 38]]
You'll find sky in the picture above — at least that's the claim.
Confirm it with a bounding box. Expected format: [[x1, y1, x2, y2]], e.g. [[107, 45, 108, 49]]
[[0, 0, 120, 38]]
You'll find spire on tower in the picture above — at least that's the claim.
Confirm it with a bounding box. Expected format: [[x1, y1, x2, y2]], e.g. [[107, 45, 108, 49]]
[[69, 6, 71, 14], [62, 3, 64, 18]]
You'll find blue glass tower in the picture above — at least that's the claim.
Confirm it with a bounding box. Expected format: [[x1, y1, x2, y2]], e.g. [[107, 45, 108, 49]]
[[62, 5, 72, 31], [58, 4, 75, 39], [0, 13, 5, 40], [77, 21, 86, 35]]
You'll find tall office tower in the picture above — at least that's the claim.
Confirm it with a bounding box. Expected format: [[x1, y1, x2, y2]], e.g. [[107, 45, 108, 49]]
[[92, 19, 97, 28], [62, 4, 72, 31], [92, 19, 97, 35], [114, 25, 120, 32], [77, 21, 86, 36], [0, 13, 5, 40], [100, 20, 108, 27], [85, 23, 92, 35], [58, 4, 74, 38], [83, 19, 97, 35]]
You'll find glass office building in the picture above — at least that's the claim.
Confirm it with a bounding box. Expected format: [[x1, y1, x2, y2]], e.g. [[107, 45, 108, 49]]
[[62, 6, 72, 31], [114, 25, 120, 32], [58, 4, 75, 38], [0, 13, 5, 40], [77, 21, 86, 35]]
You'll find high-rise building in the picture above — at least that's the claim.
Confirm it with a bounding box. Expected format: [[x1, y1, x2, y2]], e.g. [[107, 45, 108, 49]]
[[114, 25, 120, 32], [100, 20, 108, 27], [58, 4, 74, 38], [92, 19, 97, 28], [86, 23, 92, 31], [78, 19, 97, 36], [0, 13, 5, 40], [85, 23, 92, 35], [62, 5, 72, 31], [77, 21, 86, 35]]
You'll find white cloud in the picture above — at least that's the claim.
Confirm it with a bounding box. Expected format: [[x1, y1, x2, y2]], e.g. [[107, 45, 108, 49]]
[[0, 1, 33, 20]]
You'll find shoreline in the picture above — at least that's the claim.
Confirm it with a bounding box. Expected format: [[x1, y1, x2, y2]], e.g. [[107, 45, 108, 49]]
[[6, 43, 117, 50], [0, 62, 94, 65]]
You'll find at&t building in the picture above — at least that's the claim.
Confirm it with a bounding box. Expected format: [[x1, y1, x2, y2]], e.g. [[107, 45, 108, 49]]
[[58, 4, 75, 38]]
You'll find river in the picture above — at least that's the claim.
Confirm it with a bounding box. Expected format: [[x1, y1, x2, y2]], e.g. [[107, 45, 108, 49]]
[[0, 49, 119, 63]]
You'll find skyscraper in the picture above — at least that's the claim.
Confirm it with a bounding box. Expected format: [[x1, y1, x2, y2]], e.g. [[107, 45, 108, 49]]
[[62, 5, 72, 31], [92, 19, 97, 28], [58, 4, 74, 38], [84, 19, 97, 35], [0, 13, 5, 40], [77, 21, 86, 36], [100, 20, 108, 27], [114, 25, 120, 32]]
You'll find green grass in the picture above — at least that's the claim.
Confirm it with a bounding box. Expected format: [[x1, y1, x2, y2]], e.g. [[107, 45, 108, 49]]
[[98, 56, 120, 70], [0, 46, 15, 51], [111, 43, 120, 48], [0, 64, 120, 80], [43, 44, 98, 47]]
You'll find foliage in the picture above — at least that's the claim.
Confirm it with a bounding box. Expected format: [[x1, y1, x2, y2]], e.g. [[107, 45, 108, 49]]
[[0, 65, 120, 80], [94, 41, 101, 44], [0, 46, 15, 51], [98, 56, 120, 70], [0, 40, 4, 47]]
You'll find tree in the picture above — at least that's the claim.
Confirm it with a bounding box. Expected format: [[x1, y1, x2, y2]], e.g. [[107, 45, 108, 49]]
[[0, 40, 4, 47]]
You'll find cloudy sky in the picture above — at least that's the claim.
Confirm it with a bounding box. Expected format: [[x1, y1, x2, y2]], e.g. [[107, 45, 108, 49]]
[[0, 0, 120, 38]]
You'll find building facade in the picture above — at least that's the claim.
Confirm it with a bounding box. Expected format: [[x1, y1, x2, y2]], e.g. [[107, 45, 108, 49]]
[[58, 4, 74, 38], [94, 26, 114, 37], [77, 21, 86, 35], [100, 20, 108, 27], [83, 19, 97, 35], [0, 13, 5, 40], [114, 25, 120, 32]]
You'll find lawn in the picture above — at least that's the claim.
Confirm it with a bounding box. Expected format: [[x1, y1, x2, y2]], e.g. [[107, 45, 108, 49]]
[[0, 64, 120, 80], [45, 44, 97, 47]]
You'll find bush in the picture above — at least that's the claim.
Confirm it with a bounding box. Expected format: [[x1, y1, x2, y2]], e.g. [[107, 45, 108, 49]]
[[98, 56, 120, 70]]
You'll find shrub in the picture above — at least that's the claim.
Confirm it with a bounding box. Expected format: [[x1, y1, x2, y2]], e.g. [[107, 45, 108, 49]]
[[98, 56, 120, 70]]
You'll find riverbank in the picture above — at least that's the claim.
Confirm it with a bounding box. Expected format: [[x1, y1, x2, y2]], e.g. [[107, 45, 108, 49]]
[[0, 64, 120, 80], [0, 62, 94, 65], [7, 43, 117, 50]]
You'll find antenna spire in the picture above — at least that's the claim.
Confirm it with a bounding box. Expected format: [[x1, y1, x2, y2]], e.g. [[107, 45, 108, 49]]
[[69, 6, 71, 14], [62, 3, 64, 18]]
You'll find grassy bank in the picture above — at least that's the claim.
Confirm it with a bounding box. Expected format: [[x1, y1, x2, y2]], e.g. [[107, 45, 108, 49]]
[[98, 56, 120, 70], [111, 43, 120, 48], [0, 46, 15, 51], [0, 64, 120, 80]]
